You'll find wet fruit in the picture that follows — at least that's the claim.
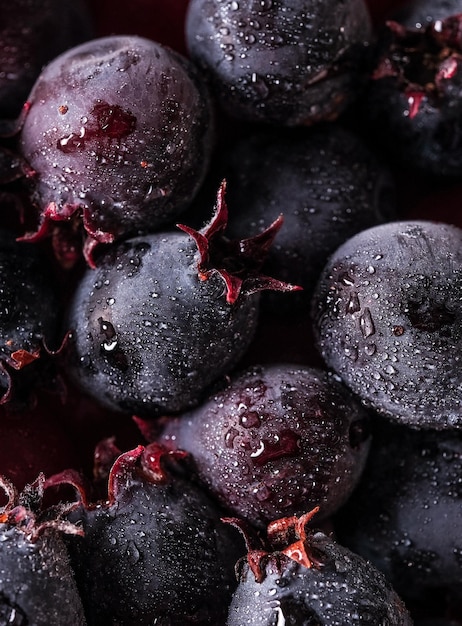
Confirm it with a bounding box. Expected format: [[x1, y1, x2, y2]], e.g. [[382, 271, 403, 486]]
[[18, 35, 214, 265], [312, 220, 462, 429], [186, 0, 373, 125], [157, 363, 371, 528]]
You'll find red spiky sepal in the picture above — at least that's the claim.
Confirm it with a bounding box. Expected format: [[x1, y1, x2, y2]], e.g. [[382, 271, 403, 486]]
[[373, 15, 462, 119], [223, 507, 323, 583], [83, 439, 189, 508], [177, 180, 302, 305], [0, 471, 85, 542]]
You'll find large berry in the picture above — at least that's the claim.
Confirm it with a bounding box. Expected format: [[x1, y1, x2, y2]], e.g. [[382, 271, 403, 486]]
[[157, 363, 371, 528], [18, 35, 214, 265], [0, 473, 86, 625], [312, 220, 462, 429], [65, 442, 244, 625], [65, 186, 298, 416], [186, 0, 372, 125], [221, 125, 396, 313], [225, 510, 413, 625], [336, 419, 462, 601]]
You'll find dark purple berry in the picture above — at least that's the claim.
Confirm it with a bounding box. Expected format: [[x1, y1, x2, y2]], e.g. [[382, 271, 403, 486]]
[[312, 220, 462, 429], [185, 0, 372, 125], [220, 124, 396, 314], [365, 2, 462, 176], [65, 185, 299, 416], [0, 473, 86, 625], [0, 0, 92, 119], [336, 419, 462, 601], [18, 35, 214, 266], [225, 510, 413, 625], [65, 441, 244, 625], [157, 363, 371, 529], [0, 229, 61, 406]]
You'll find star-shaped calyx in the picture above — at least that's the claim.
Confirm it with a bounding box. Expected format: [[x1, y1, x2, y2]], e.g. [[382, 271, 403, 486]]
[[0, 471, 84, 542], [177, 180, 302, 305], [224, 507, 324, 583], [373, 15, 462, 119]]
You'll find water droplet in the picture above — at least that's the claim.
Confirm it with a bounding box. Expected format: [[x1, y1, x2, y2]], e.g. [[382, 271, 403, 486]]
[[346, 291, 361, 314], [250, 430, 300, 466], [344, 345, 358, 361], [359, 307, 375, 338], [364, 342, 376, 356], [225, 427, 239, 448], [240, 411, 260, 428]]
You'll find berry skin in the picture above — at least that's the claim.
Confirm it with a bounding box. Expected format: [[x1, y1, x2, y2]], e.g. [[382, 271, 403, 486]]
[[336, 419, 462, 602], [65, 186, 298, 416], [225, 511, 413, 625], [65, 442, 244, 625], [365, 1, 462, 176], [312, 220, 462, 429], [0, 229, 61, 406], [18, 35, 214, 265], [0, 0, 92, 119], [220, 125, 395, 313], [185, 0, 372, 125], [0, 474, 86, 625], [157, 363, 371, 529]]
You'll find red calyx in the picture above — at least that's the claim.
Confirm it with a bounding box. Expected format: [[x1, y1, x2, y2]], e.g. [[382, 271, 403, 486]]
[[373, 16, 462, 118], [0, 472, 85, 542], [177, 180, 302, 305], [223, 506, 323, 583]]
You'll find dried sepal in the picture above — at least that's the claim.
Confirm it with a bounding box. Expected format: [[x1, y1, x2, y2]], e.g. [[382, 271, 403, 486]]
[[178, 180, 302, 304]]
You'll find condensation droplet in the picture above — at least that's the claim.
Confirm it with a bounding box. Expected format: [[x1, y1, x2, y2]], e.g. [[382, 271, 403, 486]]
[[359, 307, 375, 338]]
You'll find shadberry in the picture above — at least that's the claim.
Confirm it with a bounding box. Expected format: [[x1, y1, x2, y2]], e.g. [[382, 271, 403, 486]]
[[18, 35, 214, 266], [221, 124, 395, 314], [157, 363, 371, 528], [0, 473, 86, 625], [365, 0, 462, 176], [186, 0, 372, 125], [225, 510, 413, 625], [65, 184, 299, 416], [336, 419, 462, 601], [312, 221, 462, 429], [65, 441, 244, 625]]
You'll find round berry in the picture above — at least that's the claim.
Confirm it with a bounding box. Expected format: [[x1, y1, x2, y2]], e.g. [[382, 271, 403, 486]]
[[312, 220, 462, 429]]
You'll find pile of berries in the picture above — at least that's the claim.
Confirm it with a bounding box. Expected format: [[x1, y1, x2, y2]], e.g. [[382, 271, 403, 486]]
[[1, 0, 462, 623]]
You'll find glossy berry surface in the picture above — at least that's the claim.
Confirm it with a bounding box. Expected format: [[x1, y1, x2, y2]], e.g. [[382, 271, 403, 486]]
[[336, 420, 462, 600], [66, 442, 243, 625], [0, 0, 92, 119], [18, 35, 214, 264], [158, 363, 371, 528], [64, 191, 294, 416], [221, 124, 395, 313], [226, 512, 413, 625], [186, 0, 372, 125], [312, 221, 462, 429], [365, 1, 462, 176]]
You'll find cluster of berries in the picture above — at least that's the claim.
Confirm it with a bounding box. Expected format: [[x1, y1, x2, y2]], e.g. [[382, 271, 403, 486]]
[[1, 0, 462, 624]]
